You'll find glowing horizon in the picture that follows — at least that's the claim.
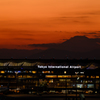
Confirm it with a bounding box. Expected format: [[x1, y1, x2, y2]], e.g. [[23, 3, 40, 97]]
[[0, 0, 100, 50]]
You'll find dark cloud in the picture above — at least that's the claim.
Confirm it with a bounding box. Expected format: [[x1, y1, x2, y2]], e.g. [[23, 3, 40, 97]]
[[73, 20, 80, 23], [29, 43, 59, 48], [77, 16, 89, 18], [60, 17, 71, 18], [52, 15, 90, 24], [77, 11, 100, 15], [62, 39, 68, 40], [80, 32, 98, 36], [60, 16, 88, 19], [87, 11, 100, 15], [75, 31, 80, 33], [72, 20, 91, 24], [88, 32, 97, 34]]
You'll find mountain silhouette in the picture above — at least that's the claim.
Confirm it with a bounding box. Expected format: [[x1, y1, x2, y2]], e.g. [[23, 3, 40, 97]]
[[29, 36, 100, 52], [29, 36, 100, 59], [60, 36, 100, 52], [0, 36, 100, 59]]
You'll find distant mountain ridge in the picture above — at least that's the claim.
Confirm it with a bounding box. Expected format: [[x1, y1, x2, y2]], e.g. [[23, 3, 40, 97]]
[[29, 36, 100, 52], [29, 36, 100, 59], [0, 36, 100, 59], [59, 36, 100, 52]]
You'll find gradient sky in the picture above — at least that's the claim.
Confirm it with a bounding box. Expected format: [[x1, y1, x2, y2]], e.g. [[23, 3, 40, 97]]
[[0, 0, 100, 50]]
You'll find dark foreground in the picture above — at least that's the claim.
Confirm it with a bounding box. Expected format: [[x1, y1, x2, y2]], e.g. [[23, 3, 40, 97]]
[[0, 94, 100, 100]]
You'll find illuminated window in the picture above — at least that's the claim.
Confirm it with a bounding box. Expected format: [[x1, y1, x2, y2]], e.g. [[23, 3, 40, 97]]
[[90, 76, 95, 78], [80, 75, 85, 78], [51, 71, 54, 73], [32, 71, 36, 73], [67, 79, 71, 82], [88, 80, 92, 83], [57, 83, 60, 85], [72, 75, 85, 78], [85, 81, 87, 83], [29, 71, 32, 73], [87, 76, 89, 78], [58, 75, 71, 78], [8, 75, 15, 78], [64, 71, 66, 74], [80, 72, 84, 74], [0, 75, 3, 78], [45, 75, 57, 78], [0, 63, 3, 66], [87, 84, 94, 88], [95, 91, 97, 93], [23, 85, 25, 89], [49, 79, 53, 83], [27, 75, 33, 78], [75, 72, 79, 74], [4, 76, 6, 78], [18, 75, 22, 78], [59, 79, 66, 81], [10, 71, 13, 73], [0, 71, 5, 73], [77, 84, 83, 88], [23, 75, 27, 78], [96, 76, 99, 78], [26, 71, 28, 73], [42, 71, 50, 73], [96, 80, 99, 83]]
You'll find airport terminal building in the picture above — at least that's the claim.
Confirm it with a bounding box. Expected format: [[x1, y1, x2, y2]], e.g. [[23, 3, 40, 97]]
[[0, 59, 100, 94]]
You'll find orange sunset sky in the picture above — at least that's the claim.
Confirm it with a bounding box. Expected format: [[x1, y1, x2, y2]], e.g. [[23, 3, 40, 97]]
[[0, 0, 100, 50]]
